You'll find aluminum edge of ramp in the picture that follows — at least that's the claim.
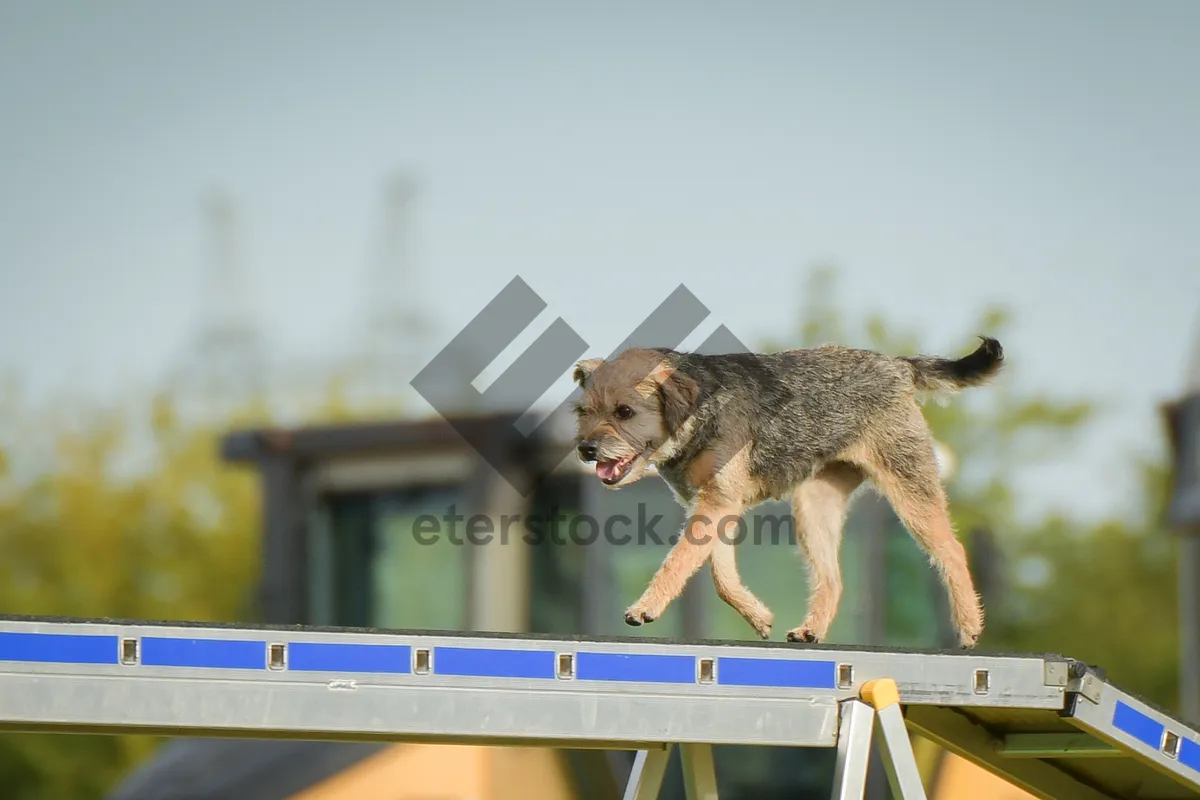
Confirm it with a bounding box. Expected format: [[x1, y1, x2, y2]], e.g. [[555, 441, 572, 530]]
[[0, 615, 1058, 743], [0, 616, 1194, 798]]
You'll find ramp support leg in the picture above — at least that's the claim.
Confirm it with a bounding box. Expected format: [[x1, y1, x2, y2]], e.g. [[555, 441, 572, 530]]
[[830, 699, 876, 800], [861, 679, 928, 800], [626, 679, 926, 800], [623, 746, 673, 800], [681, 743, 719, 800]]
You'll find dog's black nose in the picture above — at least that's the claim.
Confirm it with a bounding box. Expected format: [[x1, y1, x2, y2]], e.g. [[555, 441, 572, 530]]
[[577, 440, 598, 462]]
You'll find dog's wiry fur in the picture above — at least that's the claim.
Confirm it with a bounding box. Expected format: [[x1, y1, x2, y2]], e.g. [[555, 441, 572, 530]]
[[572, 337, 1003, 648]]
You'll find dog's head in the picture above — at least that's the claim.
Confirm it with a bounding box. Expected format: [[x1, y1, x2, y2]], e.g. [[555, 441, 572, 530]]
[[571, 348, 700, 488]]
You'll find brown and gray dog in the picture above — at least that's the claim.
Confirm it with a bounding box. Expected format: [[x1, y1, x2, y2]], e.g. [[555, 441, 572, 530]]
[[571, 337, 1003, 648]]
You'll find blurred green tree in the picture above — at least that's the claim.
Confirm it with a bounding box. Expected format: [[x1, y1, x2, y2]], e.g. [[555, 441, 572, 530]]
[[995, 457, 1179, 710], [0, 379, 384, 799]]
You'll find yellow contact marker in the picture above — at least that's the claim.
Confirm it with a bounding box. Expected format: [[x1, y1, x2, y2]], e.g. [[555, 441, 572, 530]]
[[857, 678, 927, 798], [860, 678, 901, 710]]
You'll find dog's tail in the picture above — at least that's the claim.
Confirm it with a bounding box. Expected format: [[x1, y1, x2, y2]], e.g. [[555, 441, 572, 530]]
[[901, 337, 1004, 395]]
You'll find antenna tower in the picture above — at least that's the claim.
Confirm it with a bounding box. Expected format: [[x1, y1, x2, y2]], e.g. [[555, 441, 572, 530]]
[[358, 172, 432, 409], [168, 190, 266, 419]]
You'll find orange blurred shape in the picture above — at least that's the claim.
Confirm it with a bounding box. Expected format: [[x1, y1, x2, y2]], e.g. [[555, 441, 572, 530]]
[[933, 752, 1039, 800]]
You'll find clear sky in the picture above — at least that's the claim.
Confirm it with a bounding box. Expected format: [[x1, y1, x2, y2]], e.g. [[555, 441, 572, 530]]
[[1, 1, 1198, 522]]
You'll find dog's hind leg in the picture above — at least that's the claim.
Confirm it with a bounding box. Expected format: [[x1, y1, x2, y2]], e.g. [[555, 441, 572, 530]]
[[785, 462, 865, 644], [853, 427, 984, 648], [710, 536, 774, 639], [624, 493, 743, 628]]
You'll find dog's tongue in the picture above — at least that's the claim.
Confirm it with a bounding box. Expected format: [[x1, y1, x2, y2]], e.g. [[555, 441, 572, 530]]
[[596, 460, 621, 481]]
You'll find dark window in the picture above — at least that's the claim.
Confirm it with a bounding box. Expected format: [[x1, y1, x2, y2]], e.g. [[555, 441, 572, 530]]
[[313, 482, 469, 631], [525, 474, 587, 636]]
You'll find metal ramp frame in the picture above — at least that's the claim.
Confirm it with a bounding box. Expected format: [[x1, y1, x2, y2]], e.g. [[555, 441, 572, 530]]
[[0, 615, 1196, 799]]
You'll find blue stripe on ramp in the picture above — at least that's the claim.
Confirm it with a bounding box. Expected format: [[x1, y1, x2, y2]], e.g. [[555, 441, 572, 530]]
[[0, 632, 118, 665], [288, 642, 411, 673], [140, 636, 266, 670], [575, 652, 695, 683], [1112, 701, 1164, 750], [434, 647, 556, 679], [716, 656, 837, 689]]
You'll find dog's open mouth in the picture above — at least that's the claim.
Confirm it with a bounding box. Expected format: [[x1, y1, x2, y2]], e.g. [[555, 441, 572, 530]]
[[596, 454, 636, 485]]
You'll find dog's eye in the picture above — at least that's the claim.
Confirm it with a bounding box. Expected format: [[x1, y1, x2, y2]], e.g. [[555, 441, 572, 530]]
[[615, 404, 635, 420]]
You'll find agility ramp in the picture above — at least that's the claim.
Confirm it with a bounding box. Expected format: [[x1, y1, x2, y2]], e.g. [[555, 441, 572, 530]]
[[0, 616, 1196, 799]]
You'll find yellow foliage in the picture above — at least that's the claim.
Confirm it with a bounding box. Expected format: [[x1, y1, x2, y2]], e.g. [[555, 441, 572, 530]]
[[0, 383, 392, 799]]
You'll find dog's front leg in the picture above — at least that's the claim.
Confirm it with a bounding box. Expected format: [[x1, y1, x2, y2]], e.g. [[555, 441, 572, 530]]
[[625, 497, 738, 627], [711, 535, 773, 639]]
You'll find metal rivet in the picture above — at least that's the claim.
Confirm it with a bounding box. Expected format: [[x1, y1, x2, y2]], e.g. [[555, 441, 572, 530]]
[[268, 643, 286, 670], [120, 638, 138, 665], [837, 664, 854, 689], [974, 669, 991, 694], [557, 653, 575, 680], [414, 649, 431, 674], [1163, 731, 1181, 758], [698, 658, 715, 684]]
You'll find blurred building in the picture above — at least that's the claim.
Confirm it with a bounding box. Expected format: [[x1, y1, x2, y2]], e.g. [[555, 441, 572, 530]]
[[105, 404, 1020, 799]]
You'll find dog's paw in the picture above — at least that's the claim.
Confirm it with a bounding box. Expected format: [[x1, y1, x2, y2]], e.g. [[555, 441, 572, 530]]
[[747, 607, 774, 640], [624, 605, 658, 627], [958, 627, 982, 649], [743, 619, 772, 640], [955, 609, 984, 649], [785, 626, 819, 644]]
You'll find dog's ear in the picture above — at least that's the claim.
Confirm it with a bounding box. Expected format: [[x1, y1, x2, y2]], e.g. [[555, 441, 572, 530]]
[[642, 361, 699, 435], [659, 372, 700, 434], [572, 358, 604, 386]]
